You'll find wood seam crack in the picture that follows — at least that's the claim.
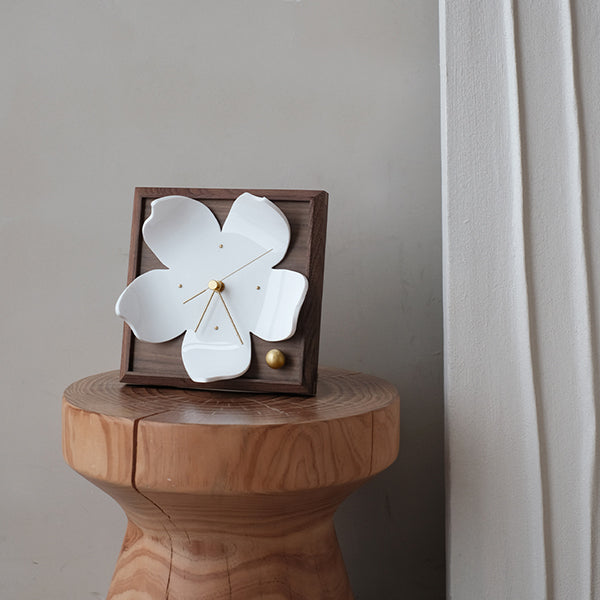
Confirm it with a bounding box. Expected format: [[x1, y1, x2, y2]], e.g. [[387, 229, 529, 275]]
[[130, 410, 175, 599]]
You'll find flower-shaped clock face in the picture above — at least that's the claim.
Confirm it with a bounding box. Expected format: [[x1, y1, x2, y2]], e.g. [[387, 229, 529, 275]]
[[115, 193, 308, 383]]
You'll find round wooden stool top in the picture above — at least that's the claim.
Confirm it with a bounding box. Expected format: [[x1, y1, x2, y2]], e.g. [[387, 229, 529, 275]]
[[62, 368, 399, 600], [63, 368, 400, 495]]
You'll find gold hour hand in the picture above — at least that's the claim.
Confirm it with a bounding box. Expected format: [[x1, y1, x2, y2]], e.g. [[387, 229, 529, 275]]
[[194, 290, 215, 333], [217, 291, 244, 345]]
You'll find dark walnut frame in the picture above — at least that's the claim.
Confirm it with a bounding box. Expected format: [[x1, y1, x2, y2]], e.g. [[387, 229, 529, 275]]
[[119, 187, 328, 395]]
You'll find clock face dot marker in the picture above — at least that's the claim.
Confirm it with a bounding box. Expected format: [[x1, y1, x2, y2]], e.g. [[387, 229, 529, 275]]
[[208, 279, 225, 292]]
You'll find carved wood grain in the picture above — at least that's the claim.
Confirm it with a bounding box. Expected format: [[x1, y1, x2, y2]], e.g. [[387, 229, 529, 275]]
[[62, 368, 400, 599]]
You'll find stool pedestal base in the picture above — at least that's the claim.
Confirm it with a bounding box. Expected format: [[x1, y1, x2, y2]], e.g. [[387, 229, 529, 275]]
[[100, 486, 357, 599], [62, 369, 400, 600]]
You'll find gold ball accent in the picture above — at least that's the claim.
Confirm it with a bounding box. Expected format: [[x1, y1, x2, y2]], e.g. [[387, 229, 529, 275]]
[[177, 284, 183, 288], [256, 285, 261, 290], [219, 244, 223, 248], [265, 349, 286, 369], [208, 279, 224, 291]]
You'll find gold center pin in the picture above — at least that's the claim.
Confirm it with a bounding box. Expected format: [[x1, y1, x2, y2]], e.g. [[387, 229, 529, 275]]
[[208, 280, 224, 292]]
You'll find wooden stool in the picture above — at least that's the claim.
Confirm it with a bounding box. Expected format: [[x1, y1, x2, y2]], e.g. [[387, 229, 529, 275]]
[[62, 368, 400, 599]]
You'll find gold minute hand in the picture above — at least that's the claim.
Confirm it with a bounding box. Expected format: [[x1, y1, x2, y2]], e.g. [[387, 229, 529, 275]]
[[220, 248, 273, 282], [182, 248, 272, 304], [217, 291, 243, 345]]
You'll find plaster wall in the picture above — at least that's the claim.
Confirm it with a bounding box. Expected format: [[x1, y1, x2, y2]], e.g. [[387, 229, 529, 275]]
[[442, 0, 600, 597], [0, 2, 443, 599]]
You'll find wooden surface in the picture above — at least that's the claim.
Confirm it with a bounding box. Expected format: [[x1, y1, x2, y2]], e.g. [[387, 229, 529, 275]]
[[63, 368, 400, 599], [120, 188, 328, 395]]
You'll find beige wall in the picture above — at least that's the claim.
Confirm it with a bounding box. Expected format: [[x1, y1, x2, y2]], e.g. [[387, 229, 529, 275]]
[[0, 2, 442, 598]]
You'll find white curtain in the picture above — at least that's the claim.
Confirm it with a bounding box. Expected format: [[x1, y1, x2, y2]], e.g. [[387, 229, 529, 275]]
[[441, 1, 600, 597]]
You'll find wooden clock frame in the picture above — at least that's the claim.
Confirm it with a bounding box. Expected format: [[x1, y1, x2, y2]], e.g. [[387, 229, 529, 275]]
[[119, 187, 328, 395]]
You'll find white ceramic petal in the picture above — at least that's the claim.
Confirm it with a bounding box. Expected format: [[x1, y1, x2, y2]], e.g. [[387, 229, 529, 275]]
[[142, 195, 221, 270], [251, 269, 308, 341], [222, 193, 290, 266], [115, 269, 193, 343], [181, 327, 252, 383]]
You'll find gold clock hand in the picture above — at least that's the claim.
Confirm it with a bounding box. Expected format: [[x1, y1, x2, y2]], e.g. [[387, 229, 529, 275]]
[[217, 291, 244, 345], [183, 287, 208, 304], [194, 290, 216, 332], [220, 248, 273, 282], [182, 248, 272, 304]]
